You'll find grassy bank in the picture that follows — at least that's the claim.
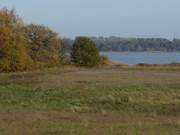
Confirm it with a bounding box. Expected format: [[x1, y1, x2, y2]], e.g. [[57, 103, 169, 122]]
[[0, 66, 180, 134]]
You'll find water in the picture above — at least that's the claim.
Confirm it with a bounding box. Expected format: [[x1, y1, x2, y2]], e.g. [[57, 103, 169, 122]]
[[101, 52, 180, 65]]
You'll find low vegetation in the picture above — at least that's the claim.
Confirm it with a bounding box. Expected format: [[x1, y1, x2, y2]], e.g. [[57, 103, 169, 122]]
[[0, 67, 179, 134]]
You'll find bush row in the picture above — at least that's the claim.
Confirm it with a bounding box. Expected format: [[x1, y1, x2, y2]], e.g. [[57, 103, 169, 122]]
[[0, 8, 63, 72], [0, 8, 108, 72]]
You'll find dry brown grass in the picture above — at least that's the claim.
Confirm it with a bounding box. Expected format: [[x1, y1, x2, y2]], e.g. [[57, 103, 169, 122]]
[[0, 108, 179, 135]]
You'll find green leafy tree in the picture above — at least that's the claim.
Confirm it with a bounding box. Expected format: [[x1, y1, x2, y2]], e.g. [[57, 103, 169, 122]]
[[24, 24, 63, 67], [0, 8, 33, 72], [71, 37, 100, 67]]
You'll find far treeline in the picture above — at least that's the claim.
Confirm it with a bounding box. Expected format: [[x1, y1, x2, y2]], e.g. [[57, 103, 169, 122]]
[[0, 8, 107, 72], [63, 37, 180, 52]]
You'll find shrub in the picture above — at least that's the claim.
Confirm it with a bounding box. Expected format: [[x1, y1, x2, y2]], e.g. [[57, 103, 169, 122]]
[[98, 55, 109, 66], [71, 37, 100, 67]]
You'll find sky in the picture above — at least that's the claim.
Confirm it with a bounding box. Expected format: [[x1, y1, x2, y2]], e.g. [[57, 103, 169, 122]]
[[1, 0, 180, 39]]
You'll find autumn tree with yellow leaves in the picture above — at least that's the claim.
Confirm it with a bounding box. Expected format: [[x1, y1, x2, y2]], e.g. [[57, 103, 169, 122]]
[[0, 8, 63, 72]]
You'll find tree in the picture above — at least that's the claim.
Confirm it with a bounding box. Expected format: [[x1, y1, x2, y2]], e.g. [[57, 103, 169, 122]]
[[24, 24, 63, 67], [0, 8, 33, 72], [71, 37, 100, 67], [91, 37, 178, 52]]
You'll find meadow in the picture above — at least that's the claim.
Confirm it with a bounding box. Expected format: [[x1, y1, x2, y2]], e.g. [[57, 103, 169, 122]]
[[0, 66, 180, 135]]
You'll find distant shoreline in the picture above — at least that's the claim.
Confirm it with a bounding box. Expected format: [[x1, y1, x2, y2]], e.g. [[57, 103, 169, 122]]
[[100, 51, 180, 53]]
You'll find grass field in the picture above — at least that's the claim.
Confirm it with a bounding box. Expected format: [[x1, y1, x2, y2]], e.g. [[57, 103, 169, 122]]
[[0, 66, 180, 135]]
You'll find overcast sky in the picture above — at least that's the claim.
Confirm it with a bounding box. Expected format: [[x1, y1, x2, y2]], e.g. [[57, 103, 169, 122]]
[[1, 0, 180, 39]]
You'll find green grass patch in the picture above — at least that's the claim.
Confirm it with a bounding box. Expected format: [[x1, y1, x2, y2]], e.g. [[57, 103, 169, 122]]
[[0, 83, 179, 116]]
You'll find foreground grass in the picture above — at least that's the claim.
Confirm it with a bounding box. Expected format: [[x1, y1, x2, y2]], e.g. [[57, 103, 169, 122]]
[[0, 66, 180, 134], [0, 84, 180, 116]]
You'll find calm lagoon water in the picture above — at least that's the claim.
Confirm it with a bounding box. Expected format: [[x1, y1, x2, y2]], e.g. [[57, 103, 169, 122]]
[[101, 52, 180, 65]]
